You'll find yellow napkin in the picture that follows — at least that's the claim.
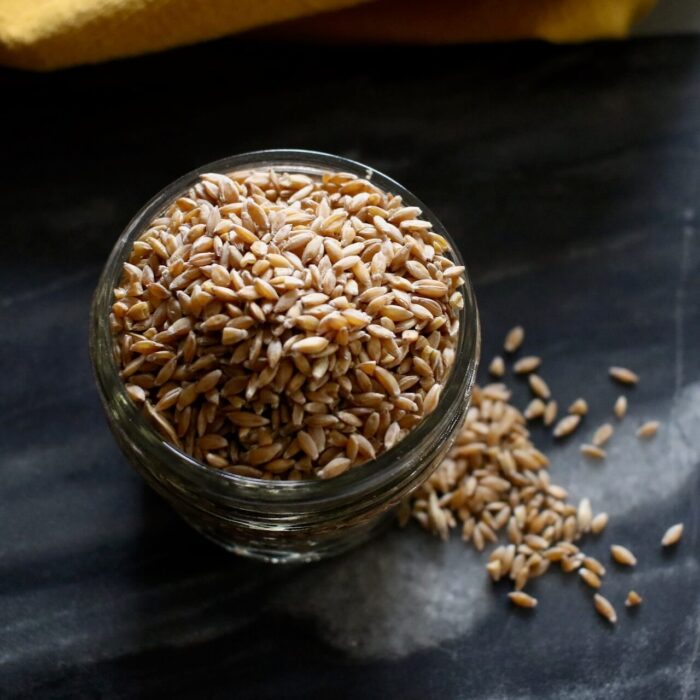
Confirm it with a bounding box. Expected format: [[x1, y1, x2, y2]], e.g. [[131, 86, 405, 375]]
[[0, 0, 655, 71]]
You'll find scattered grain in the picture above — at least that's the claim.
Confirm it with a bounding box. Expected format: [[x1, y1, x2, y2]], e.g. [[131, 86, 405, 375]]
[[543, 400, 558, 426], [611, 544, 637, 567], [583, 556, 606, 577], [528, 374, 551, 400], [401, 317, 671, 625], [568, 398, 588, 415], [614, 395, 627, 419], [489, 356, 505, 377], [508, 591, 537, 609], [579, 568, 602, 589], [661, 523, 683, 547], [625, 591, 643, 607], [514, 356, 541, 374], [410, 367, 617, 618], [577, 498, 592, 533], [561, 556, 582, 573], [591, 513, 609, 534], [553, 414, 581, 438], [524, 398, 546, 420], [609, 366, 639, 385], [594, 593, 617, 624], [580, 444, 606, 459], [592, 423, 614, 447], [504, 326, 524, 353], [486, 560, 502, 582], [637, 421, 660, 438]]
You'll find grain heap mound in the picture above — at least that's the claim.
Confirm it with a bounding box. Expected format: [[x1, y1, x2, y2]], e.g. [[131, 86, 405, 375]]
[[111, 169, 464, 480]]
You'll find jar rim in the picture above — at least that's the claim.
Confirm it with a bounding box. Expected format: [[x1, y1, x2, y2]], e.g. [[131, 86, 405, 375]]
[[90, 149, 480, 506]]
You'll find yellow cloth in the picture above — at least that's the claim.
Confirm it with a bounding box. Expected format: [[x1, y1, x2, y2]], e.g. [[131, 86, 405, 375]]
[[0, 0, 656, 71]]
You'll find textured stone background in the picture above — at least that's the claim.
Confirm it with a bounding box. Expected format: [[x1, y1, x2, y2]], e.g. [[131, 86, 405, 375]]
[[1, 36, 698, 699]]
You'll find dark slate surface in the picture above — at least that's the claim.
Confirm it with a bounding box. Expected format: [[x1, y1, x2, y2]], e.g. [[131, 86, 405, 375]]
[[1, 36, 699, 700]]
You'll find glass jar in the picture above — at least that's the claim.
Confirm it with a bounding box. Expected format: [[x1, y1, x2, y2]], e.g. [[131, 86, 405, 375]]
[[90, 149, 480, 563]]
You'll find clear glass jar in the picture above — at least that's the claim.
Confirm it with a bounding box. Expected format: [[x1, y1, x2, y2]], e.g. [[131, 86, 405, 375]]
[[90, 150, 480, 563]]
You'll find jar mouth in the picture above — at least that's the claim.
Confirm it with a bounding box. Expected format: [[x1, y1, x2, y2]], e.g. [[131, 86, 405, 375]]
[[90, 149, 480, 506]]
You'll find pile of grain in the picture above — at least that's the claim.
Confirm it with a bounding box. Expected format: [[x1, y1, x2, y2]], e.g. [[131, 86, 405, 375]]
[[111, 169, 464, 480], [407, 326, 683, 623], [406, 379, 598, 594]]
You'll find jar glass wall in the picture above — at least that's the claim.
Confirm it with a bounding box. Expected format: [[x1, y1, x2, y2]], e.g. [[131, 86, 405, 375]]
[[90, 150, 480, 563]]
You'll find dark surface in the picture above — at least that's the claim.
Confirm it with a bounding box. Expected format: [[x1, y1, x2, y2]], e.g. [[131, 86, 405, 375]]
[[1, 36, 699, 700]]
